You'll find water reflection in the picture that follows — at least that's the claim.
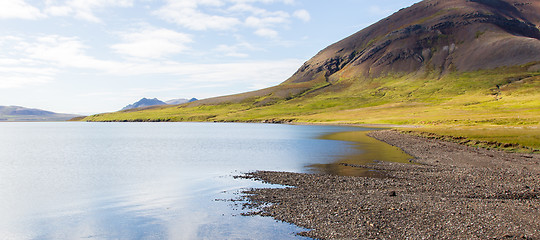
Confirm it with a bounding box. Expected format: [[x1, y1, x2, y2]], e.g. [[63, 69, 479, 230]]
[[0, 123, 409, 239], [308, 130, 414, 176], [6, 175, 311, 240], [1, 122, 350, 239]]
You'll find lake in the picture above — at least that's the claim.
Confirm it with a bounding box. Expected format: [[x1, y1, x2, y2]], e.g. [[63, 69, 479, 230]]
[[0, 122, 378, 239]]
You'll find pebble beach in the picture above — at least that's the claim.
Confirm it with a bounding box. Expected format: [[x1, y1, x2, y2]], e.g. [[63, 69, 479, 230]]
[[239, 130, 540, 239]]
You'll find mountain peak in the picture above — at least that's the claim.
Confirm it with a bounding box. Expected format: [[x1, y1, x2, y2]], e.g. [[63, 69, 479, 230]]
[[121, 98, 167, 111], [122, 97, 199, 111]]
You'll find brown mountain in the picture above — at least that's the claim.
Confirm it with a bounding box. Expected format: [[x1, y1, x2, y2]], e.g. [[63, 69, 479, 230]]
[[286, 0, 540, 83], [190, 0, 540, 106]]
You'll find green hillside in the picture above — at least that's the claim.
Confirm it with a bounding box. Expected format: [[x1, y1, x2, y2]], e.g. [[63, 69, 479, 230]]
[[84, 64, 539, 125]]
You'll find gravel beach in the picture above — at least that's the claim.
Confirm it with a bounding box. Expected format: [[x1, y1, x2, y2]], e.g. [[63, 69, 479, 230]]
[[239, 130, 540, 239]]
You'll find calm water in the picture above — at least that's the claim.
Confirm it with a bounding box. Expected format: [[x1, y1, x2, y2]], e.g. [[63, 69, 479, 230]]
[[0, 122, 367, 240]]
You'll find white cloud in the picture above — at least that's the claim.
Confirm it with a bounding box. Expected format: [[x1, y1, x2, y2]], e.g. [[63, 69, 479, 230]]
[[0, 0, 135, 22], [228, 2, 288, 19], [0, 74, 54, 89], [112, 28, 193, 59], [44, 0, 134, 22], [1, 33, 301, 77], [44, 5, 72, 16], [293, 9, 310, 22], [230, 0, 295, 4], [0, 0, 45, 19], [214, 40, 261, 58], [0, 37, 57, 88], [154, 0, 301, 38], [244, 12, 289, 28], [227, 3, 263, 14], [0, 65, 57, 89], [22, 35, 115, 69], [133, 58, 302, 91], [242, 8, 289, 38], [215, 45, 249, 58], [153, 0, 241, 31], [254, 28, 278, 38], [0, 35, 129, 89]]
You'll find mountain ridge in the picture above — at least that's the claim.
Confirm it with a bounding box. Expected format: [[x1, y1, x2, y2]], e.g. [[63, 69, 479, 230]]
[[0, 106, 81, 121], [121, 97, 198, 111]]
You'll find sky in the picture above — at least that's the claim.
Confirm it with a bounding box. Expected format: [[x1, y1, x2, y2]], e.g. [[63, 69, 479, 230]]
[[0, 0, 420, 114]]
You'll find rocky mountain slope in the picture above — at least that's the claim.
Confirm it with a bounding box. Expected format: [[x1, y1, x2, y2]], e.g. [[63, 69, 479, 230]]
[[285, 0, 540, 84]]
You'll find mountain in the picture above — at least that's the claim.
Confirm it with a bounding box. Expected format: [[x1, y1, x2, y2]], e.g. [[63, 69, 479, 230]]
[[189, 0, 540, 106], [0, 106, 81, 121], [83, 0, 540, 125], [165, 98, 198, 105], [122, 97, 198, 111], [285, 0, 540, 83], [121, 98, 167, 110]]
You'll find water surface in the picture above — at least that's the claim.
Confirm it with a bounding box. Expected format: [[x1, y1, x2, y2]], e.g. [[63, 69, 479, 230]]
[[0, 122, 374, 239]]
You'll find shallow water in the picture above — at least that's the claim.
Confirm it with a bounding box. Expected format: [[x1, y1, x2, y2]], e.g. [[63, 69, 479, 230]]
[[0, 122, 378, 239], [309, 131, 414, 176]]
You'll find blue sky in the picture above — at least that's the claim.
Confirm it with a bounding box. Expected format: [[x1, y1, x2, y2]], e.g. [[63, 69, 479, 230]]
[[0, 0, 420, 114]]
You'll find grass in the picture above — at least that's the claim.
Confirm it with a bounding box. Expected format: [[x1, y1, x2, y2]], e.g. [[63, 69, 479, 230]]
[[400, 126, 540, 153], [82, 64, 540, 152]]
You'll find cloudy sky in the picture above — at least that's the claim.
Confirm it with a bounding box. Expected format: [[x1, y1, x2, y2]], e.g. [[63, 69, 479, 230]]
[[0, 0, 419, 114]]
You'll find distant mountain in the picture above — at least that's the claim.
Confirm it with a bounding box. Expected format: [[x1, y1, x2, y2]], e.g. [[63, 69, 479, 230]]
[[165, 98, 198, 105], [121, 98, 167, 111], [0, 106, 81, 121], [122, 97, 198, 111]]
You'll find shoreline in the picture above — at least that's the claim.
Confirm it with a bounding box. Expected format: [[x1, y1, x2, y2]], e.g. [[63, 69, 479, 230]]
[[287, 122, 420, 129], [239, 130, 540, 239]]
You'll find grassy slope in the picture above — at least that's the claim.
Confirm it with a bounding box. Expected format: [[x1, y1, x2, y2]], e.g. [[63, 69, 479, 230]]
[[83, 64, 540, 152]]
